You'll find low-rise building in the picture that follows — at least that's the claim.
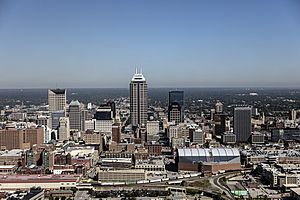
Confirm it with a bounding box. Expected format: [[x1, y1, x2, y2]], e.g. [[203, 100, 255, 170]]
[[82, 130, 102, 145], [0, 174, 80, 191], [0, 165, 16, 174], [0, 149, 24, 165], [7, 188, 44, 200], [171, 137, 185, 149], [221, 132, 236, 144], [251, 132, 264, 144], [271, 128, 300, 142], [97, 169, 146, 182], [135, 158, 165, 173], [109, 142, 135, 152], [145, 143, 162, 156], [260, 163, 300, 188], [100, 158, 133, 169], [241, 149, 300, 165]]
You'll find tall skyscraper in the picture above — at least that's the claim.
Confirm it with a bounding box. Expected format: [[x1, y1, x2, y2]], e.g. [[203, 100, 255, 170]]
[[169, 91, 184, 107], [69, 100, 82, 131], [168, 102, 182, 124], [48, 89, 67, 113], [214, 113, 227, 135], [58, 117, 70, 141], [51, 110, 65, 130], [168, 91, 184, 123], [215, 101, 224, 113], [48, 89, 66, 130], [130, 70, 148, 127], [112, 123, 121, 143], [107, 101, 116, 119], [234, 107, 252, 142], [94, 107, 113, 133]]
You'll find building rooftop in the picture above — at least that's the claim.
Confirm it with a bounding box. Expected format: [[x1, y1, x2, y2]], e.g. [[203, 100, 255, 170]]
[[178, 148, 240, 157], [234, 107, 251, 110], [0, 165, 16, 169], [8, 189, 44, 200], [136, 158, 164, 166], [49, 89, 66, 95], [69, 100, 81, 106], [0, 149, 23, 157], [291, 187, 300, 195], [0, 174, 80, 183], [99, 169, 145, 173], [241, 149, 300, 157], [101, 158, 132, 164], [131, 70, 146, 82]]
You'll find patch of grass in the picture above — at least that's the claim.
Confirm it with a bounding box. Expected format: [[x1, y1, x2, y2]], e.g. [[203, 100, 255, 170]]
[[188, 179, 210, 188]]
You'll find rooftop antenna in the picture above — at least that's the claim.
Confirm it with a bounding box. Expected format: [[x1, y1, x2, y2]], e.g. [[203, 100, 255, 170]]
[[135, 67, 138, 74], [140, 67, 143, 74]]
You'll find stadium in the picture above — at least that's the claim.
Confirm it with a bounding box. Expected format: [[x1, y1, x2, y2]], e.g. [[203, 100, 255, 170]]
[[176, 148, 241, 175]]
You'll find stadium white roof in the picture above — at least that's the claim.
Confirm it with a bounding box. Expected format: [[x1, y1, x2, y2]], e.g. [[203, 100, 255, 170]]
[[178, 148, 240, 157]]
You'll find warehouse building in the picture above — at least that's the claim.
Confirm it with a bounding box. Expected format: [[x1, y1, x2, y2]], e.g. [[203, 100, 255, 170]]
[[176, 148, 241, 174]]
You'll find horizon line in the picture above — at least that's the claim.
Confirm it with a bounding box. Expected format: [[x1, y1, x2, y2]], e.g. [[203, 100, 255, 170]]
[[0, 86, 300, 90]]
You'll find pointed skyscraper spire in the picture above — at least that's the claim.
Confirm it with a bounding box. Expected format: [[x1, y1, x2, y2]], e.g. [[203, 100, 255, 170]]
[[130, 65, 148, 131]]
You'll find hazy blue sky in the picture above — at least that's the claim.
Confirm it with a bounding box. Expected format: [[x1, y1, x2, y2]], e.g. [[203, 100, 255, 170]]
[[0, 0, 300, 88]]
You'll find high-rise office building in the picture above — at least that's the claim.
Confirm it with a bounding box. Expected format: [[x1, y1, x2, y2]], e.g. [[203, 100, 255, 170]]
[[58, 117, 70, 141], [168, 91, 184, 123], [0, 127, 44, 150], [112, 124, 121, 143], [107, 101, 116, 119], [69, 100, 82, 131], [94, 107, 113, 133], [215, 101, 223, 113], [192, 129, 205, 145], [214, 113, 227, 135], [48, 89, 66, 130], [51, 110, 65, 130], [81, 109, 88, 131], [169, 91, 184, 107], [130, 70, 148, 127], [48, 89, 67, 113], [234, 107, 252, 143], [168, 103, 182, 124]]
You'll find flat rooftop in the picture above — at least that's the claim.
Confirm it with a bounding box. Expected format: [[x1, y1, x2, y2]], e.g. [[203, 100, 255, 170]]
[[0, 149, 23, 157], [291, 188, 300, 195], [0, 174, 80, 183], [0, 165, 16, 169]]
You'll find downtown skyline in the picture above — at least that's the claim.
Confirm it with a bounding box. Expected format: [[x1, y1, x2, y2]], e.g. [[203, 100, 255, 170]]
[[0, 0, 300, 89]]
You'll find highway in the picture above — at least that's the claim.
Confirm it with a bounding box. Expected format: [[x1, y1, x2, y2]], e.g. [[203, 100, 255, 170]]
[[210, 173, 237, 200], [80, 171, 239, 199]]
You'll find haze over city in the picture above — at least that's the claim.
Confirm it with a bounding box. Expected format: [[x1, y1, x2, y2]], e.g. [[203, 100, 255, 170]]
[[2, 1, 300, 199], [0, 0, 300, 88]]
